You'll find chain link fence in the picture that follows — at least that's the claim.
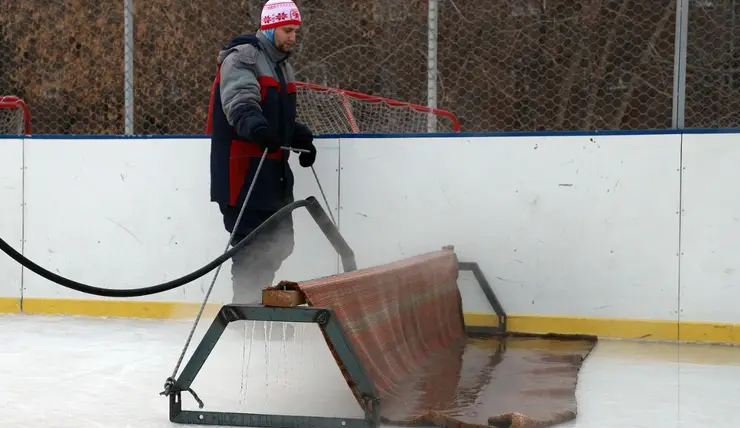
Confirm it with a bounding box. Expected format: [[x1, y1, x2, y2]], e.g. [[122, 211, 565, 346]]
[[685, 0, 740, 128], [0, 0, 735, 135]]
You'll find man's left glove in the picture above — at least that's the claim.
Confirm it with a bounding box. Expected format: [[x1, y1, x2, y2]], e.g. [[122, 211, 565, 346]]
[[292, 123, 316, 168]]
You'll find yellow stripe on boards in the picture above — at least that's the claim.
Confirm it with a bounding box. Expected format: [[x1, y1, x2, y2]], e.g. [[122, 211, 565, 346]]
[[2, 300, 739, 345], [0, 298, 20, 313], [463, 312, 740, 345], [18, 298, 222, 320]]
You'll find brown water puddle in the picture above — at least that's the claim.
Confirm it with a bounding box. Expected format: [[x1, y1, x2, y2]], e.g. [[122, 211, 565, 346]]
[[378, 333, 597, 428]]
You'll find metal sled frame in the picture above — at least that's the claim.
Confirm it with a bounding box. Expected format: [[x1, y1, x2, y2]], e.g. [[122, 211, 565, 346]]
[[168, 304, 380, 428], [164, 197, 507, 427]]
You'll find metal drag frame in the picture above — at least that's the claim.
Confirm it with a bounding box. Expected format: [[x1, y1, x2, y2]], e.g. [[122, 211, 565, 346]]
[[164, 198, 507, 428], [168, 304, 380, 428]]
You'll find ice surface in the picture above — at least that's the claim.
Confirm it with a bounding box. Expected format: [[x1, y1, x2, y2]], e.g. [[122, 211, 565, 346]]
[[1, 313, 739, 428]]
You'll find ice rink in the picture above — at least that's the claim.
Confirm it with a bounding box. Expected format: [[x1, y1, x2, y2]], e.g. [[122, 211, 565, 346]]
[[2, 313, 739, 428]]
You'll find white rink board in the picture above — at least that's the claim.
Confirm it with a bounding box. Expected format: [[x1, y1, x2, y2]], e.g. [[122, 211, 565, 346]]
[[0, 138, 23, 302], [679, 133, 740, 324], [22, 138, 340, 303], [338, 134, 683, 320]]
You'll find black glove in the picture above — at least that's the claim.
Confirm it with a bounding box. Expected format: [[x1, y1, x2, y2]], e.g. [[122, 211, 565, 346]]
[[292, 123, 316, 167], [252, 125, 280, 153], [299, 143, 316, 167]]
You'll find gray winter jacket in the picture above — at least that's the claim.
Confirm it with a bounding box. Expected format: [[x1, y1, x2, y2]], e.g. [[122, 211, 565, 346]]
[[208, 30, 311, 211]]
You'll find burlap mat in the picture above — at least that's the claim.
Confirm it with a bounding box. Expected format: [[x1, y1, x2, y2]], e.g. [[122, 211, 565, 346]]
[[290, 249, 597, 427], [384, 332, 597, 428]]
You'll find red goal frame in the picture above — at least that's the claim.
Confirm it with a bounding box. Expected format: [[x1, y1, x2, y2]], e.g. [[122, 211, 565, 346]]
[[0, 96, 32, 135], [295, 82, 460, 133]]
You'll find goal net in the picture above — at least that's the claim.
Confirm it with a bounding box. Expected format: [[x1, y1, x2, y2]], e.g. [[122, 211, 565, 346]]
[[0, 96, 31, 135], [295, 82, 460, 135]]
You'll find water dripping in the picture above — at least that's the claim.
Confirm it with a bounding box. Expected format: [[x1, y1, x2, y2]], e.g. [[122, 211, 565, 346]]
[[239, 321, 256, 406], [281, 322, 289, 389], [264, 321, 273, 410]]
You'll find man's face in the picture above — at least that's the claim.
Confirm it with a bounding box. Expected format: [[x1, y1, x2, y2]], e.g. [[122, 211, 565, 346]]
[[274, 25, 299, 52]]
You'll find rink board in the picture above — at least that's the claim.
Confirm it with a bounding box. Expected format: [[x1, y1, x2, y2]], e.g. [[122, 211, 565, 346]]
[[0, 130, 739, 345]]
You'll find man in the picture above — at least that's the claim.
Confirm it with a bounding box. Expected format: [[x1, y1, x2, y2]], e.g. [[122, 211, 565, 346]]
[[207, 0, 316, 306]]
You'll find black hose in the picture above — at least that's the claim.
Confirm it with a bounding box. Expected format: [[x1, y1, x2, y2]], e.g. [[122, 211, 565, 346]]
[[0, 198, 317, 298]]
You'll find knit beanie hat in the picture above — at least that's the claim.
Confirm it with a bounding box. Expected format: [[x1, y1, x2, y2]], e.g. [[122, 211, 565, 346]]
[[261, 0, 301, 30]]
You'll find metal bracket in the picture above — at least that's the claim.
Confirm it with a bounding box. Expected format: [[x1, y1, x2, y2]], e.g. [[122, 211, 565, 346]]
[[166, 304, 380, 428], [458, 261, 507, 334]]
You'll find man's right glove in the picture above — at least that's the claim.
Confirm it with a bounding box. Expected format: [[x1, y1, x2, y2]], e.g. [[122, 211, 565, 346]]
[[252, 126, 281, 153]]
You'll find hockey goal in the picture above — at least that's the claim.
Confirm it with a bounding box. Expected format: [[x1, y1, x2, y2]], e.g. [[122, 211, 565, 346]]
[[0, 96, 31, 135], [295, 82, 460, 135]]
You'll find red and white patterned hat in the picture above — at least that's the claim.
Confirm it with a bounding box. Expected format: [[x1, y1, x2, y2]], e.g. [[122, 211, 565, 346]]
[[260, 0, 301, 30]]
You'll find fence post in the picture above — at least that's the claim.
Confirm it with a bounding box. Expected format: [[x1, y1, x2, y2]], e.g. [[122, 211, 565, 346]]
[[427, 0, 439, 133], [672, 0, 689, 129], [124, 0, 135, 135]]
